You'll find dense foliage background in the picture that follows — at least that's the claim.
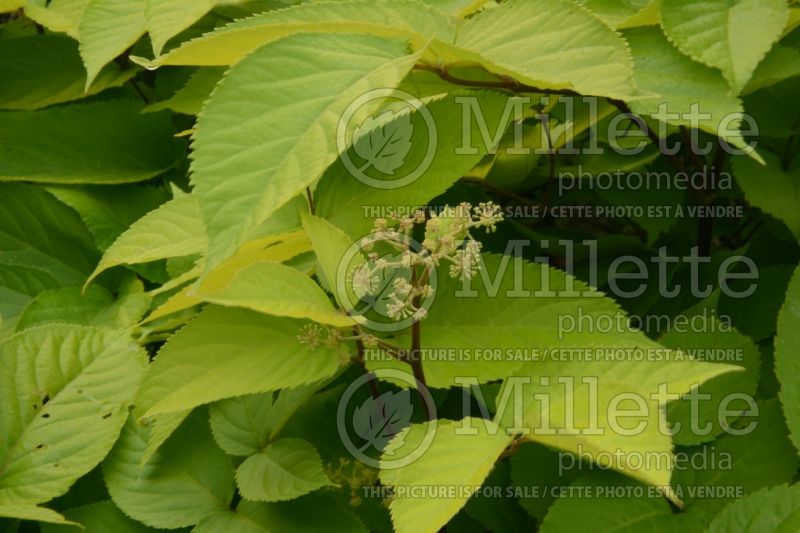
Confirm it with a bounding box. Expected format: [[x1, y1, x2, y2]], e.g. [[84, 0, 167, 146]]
[[1, 0, 800, 531]]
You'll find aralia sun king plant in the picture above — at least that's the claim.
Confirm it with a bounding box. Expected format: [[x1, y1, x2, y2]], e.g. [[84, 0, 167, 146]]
[[1, 0, 800, 532]]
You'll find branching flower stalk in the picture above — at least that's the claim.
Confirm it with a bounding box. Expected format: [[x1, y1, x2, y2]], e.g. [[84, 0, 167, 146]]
[[297, 202, 504, 413], [352, 202, 503, 323]]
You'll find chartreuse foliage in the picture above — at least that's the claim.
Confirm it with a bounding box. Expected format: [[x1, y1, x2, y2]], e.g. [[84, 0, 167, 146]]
[[538, 399, 799, 531], [661, 0, 788, 94], [1, 0, 799, 532], [706, 484, 800, 532], [380, 419, 514, 533], [776, 266, 800, 451]]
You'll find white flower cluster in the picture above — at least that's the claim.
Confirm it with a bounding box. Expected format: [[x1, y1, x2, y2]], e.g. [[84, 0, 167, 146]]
[[422, 202, 503, 281], [297, 202, 503, 351], [352, 202, 504, 323]]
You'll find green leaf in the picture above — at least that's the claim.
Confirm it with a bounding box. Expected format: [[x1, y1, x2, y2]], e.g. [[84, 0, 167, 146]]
[[315, 92, 511, 237], [624, 27, 748, 148], [210, 385, 320, 456], [450, 0, 638, 99], [380, 418, 513, 533], [87, 195, 206, 285], [23, 0, 90, 39], [138, 412, 188, 467], [196, 260, 358, 328], [0, 265, 61, 336], [0, 184, 130, 334], [0, 101, 177, 184], [503, 357, 737, 492], [0, 35, 134, 110], [0, 504, 75, 526], [744, 45, 800, 95], [775, 265, 800, 454], [0, 183, 97, 285], [140, 338, 324, 462], [0, 325, 147, 504], [136, 306, 343, 417], [141, 227, 313, 325], [102, 410, 234, 529], [540, 473, 684, 533], [191, 33, 418, 268], [542, 400, 798, 531], [144, 0, 216, 57], [463, 459, 533, 533], [78, 0, 147, 89], [662, 311, 760, 445], [369, 255, 686, 386], [382, 255, 732, 490], [210, 394, 274, 457], [672, 399, 798, 511], [733, 151, 800, 240], [510, 441, 579, 520], [16, 278, 149, 332], [300, 213, 364, 308], [236, 438, 331, 502], [661, 0, 789, 94], [194, 495, 367, 533], [135, 0, 455, 67], [789, 5, 800, 34], [40, 501, 157, 532], [576, 0, 654, 28], [718, 264, 795, 342], [707, 484, 800, 532], [0, 0, 23, 12], [743, 77, 800, 138], [420, 0, 489, 17], [145, 67, 225, 115], [300, 213, 354, 290], [47, 183, 171, 251]]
